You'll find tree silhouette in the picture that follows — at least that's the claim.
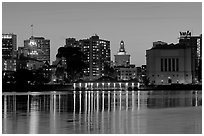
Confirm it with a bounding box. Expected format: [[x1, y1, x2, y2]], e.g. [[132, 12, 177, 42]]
[[14, 69, 34, 85], [56, 46, 87, 82], [103, 62, 117, 79]]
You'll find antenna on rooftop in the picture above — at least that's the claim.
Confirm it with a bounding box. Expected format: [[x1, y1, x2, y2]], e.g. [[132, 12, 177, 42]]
[[31, 24, 34, 39]]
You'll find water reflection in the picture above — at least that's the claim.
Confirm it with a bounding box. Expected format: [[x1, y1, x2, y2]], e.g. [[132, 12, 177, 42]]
[[2, 90, 202, 134]]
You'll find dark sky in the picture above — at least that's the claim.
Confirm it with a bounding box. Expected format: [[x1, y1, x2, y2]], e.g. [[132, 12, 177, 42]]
[[2, 2, 202, 66]]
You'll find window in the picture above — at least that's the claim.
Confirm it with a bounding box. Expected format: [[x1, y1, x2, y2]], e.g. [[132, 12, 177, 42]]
[[161, 58, 163, 72], [172, 58, 175, 71], [168, 58, 171, 72], [165, 58, 167, 72], [176, 58, 179, 72]]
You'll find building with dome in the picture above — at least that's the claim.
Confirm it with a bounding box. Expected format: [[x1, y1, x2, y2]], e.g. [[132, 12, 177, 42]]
[[114, 41, 130, 67], [114, 41, 137, 81]]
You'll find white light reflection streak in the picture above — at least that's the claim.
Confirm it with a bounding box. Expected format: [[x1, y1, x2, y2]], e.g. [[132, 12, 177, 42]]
[[132, 91, 135, 111], [112, 91, 116, 133], [29, 96, 39, 134], [79, 91, 82, 132], [108, 91, 110, 112], [138, 91, 140, 110], [119, 90, 122, 110], [90, 91, 94, 131], [79, 91, 82, 113], [3, 95, 7, 134], [102, 91, 105, 111], [119, 93, 122, 134], [27, 95, 30, 113], [101, 91, 105, 133], [73, 91, 76, 132], [84, 91, 87, 133], [96, 91, 99, 132], [195, 91, 198, 107], [91, 91, 94, 112], [53, 94, 57, 133], [126, 90, 128, 110], [125, 90, 129, 133], [113, 91, 116, 111], [58, 94, 61, 113], [131, 91, 135, 133], [88, 91, 91, 133]]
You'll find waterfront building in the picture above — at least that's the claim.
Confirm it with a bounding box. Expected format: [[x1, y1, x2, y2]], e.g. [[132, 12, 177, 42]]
[[2, 33, 17, 71], [116, 65, 137, 81], [114, 41, 137, 81], [146, 32, 202, 85]]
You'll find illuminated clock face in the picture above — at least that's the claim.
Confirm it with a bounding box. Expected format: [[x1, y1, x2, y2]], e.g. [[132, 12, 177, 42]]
[[29, 40, 37, 46]]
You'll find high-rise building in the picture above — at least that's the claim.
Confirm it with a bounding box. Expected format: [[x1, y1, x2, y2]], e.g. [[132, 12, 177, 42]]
[[146, 31, 202, 85], [65, 35, 111, 80], [2, 33, 17, 71], [178, 31, 202, 83], [80, 35, 111, 80]]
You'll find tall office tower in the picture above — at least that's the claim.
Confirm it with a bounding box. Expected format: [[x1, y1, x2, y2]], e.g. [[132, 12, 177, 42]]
[[114, 41, 130, 67], [2, 33, 17, 71], [179, 31, 202, 83], [80, 35, 111, 80]]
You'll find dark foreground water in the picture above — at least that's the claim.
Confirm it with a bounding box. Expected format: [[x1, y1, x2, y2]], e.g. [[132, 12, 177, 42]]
[[2, 90, 202, 134]]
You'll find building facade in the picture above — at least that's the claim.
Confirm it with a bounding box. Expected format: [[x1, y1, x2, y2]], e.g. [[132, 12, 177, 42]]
[[146, 32, 202, 85], [117, 65, 137, 81], [24, 36, 50, 63], [2, 33, 17, 71], [114, 41, 137, 81], [178, 31, 202, 83], [114, 41, 130, 67], [64, 35, 111, 80], [23, 36, 50, 70]]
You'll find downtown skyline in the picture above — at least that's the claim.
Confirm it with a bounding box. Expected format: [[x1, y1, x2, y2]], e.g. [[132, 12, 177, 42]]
[[2, 2, 202, 66]]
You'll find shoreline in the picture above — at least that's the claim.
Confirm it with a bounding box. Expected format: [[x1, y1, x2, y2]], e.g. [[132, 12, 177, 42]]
[[2, 83, 202, 92]]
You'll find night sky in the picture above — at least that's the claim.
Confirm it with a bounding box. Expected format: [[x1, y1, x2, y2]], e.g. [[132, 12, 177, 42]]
[[2, 2, 202, 66]]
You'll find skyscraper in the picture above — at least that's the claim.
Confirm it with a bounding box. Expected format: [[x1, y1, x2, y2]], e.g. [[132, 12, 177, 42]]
[[2, 33, 17, 71]]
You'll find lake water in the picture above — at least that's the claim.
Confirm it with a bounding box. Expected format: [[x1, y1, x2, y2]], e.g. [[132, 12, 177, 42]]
[[2, 90, 202, 134]]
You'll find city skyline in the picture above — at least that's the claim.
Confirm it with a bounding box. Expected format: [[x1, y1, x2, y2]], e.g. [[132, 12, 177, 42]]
[[2, 2, 202, 66]]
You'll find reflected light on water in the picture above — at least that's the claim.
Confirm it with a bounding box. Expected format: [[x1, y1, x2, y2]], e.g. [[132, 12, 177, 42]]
[[2, 90, 202, 134]]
